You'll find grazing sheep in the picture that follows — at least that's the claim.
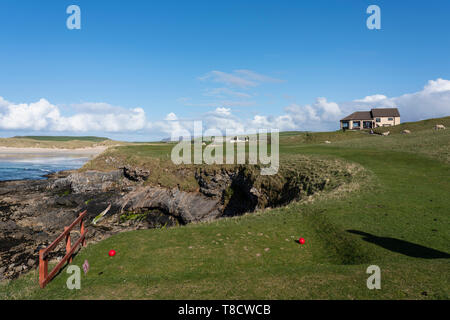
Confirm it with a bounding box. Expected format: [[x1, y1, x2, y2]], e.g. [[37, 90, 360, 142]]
[[402, 129, 411, 134], [381, 131, 390, 136], [435, 124, 446, 130], [324, 140, 331, 144]]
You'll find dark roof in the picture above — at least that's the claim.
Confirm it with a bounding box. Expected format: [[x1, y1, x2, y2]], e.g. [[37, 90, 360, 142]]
[[341, 111, 372, 121], [340, 108, 400, 121], [371, 108, 400, 117]]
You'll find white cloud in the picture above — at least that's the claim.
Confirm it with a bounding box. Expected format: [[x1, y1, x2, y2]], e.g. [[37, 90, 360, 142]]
[[203, 87, 252, 99], [313, 97, 342, 121], [149, 118, 190, 139], [52, 107, 146, 132], [165, 112, 178, 121], [233, 69, 284, 83], [0, 98, 61, 131], [275, 97, 343, 131], [192, 69, 283, 111], [213, 107, 231, 116], [347, 78, 450, 122], [249, 114, 296, 131], [354, 94, 388, 103], [70, 102, 129, 114], [1, 78, 449, 139], [422, 78, 450, 94], [178, 99, 255, 108], [0, 98, 147, 133], [199, 69, 284, 89], [0, 97, 10, 108], [184, 78, 450, 133], [199, 70, 257, 88]]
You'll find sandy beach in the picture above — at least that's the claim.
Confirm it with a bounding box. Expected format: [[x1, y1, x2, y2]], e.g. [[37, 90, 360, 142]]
[[0, 146, 108, 159]]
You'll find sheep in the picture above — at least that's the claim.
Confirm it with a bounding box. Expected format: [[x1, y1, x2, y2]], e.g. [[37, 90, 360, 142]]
[[381, 131, 390, 136], [324, 140, 331, 144], [402, 129, 411, 134], [435, 124, 446, 130]]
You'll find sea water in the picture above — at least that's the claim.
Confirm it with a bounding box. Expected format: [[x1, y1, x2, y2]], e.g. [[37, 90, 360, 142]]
[[0, 155, 90, 181]]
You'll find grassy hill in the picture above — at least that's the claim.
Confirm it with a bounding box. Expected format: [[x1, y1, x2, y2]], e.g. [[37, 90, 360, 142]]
[[331, 116, 450, 164], [371, 116, 450, 135], [0, 136, 128, 149], [13, 136, 110, 142], [1, 116, 449, 299]]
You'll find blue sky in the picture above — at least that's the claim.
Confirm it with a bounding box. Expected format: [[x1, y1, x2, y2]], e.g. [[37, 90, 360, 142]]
[[0, 0, 449, 140]]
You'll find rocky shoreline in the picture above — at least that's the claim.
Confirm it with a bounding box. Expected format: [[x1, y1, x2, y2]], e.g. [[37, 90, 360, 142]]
[[0, 159, 360, 280], [0, 167, 221, 280]]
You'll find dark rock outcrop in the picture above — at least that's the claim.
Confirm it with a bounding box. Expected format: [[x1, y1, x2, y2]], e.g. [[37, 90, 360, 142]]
[[121, 166, 150, 182]]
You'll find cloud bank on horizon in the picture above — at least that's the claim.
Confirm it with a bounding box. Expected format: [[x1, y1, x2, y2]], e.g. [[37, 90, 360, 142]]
[[1, 77, 449, 140]]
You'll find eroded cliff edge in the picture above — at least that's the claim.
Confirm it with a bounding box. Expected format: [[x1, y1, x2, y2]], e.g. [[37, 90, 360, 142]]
[[0, 155, 365, 280]]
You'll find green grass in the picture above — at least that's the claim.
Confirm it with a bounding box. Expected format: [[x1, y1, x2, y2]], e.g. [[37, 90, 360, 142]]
[[371, 116, 450, 135], [280, 129, 367, 145], [332, 124, 450, 164], [2, 117, 449, 299]]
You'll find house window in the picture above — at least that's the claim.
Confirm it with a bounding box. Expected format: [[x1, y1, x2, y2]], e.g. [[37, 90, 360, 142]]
[[353, 121, 360, 128], [376, 118, 381, 122], [388, 117, 393, 121], [342, 121, 349, 128]]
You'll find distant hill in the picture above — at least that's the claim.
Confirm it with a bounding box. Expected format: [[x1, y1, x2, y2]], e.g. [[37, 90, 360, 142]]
[[0, 135, 126, 149], [13, 136, 110, 142]]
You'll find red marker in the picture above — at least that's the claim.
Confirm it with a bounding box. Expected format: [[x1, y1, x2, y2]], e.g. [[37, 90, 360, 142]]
[[108, 249, 116, 257], [299, 238, 305, 245]]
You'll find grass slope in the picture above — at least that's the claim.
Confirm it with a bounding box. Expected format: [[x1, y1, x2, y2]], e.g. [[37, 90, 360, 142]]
[[13, 136, 110, 142], [332, 118, 450, 163], [1, 117, 449, 299], [0, 136, 128, 149]]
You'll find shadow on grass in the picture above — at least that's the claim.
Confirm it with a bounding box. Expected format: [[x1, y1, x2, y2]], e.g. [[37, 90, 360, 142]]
[[347, 230, 450, 259]]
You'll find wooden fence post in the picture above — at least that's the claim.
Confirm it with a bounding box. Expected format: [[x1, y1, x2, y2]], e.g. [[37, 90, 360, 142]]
[[80, 212, 86, 247], [65, 227, 72, 263], [39, 249, 48, 289]]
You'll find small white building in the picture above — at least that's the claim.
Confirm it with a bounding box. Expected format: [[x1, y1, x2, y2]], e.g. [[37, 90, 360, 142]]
[[229, 136, 249, 143]]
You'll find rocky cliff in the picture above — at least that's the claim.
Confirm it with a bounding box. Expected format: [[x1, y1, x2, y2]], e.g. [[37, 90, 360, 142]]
[[0, 157, 362, 280]]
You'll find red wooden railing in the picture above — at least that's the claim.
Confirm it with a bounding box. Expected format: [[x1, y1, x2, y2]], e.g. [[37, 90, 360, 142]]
[[39, 210, 88, 288]]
